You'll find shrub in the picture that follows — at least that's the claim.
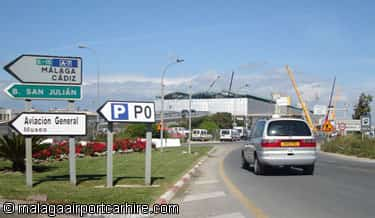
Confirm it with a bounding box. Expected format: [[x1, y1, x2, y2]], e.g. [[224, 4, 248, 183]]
[[114, 138, 132, 151], [0, 133, 44, 171], [321, 135, 375, 159]]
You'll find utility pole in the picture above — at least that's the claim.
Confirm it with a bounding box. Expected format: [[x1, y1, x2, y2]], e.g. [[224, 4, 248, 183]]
[[188, 84, 192, 154]]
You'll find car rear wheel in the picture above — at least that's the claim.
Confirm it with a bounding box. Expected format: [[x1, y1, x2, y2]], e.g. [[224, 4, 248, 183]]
[[253, 155, 264, 175], [303, 164, 314, 175], [241, 152, 249, 170]]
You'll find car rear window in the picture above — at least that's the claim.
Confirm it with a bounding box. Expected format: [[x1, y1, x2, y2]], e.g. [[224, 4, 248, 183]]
[[267, 120, 311, 136], [221, 130, 230, 134]]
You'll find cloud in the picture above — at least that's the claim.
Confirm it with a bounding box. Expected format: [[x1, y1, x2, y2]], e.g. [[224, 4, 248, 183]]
[[1, 66, 373, 121]]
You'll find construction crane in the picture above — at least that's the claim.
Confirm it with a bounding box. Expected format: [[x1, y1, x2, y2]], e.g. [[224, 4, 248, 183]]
[[321, 77, 336, 133], [207, 75, 220, 92], [285, 65, 316, 132], [330, 86, 340, 121]]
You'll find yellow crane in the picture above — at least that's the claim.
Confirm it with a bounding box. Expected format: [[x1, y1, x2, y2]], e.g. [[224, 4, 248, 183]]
[[330, 86, 341, 121], [285, 65, 316, 132]]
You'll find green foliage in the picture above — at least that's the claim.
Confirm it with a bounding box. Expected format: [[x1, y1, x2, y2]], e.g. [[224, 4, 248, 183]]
[[116, 124, 166, 139], [353, 93, 373, 119], [0, 133, 43, 172], [321, 135, 375, 159], [208, 112, 233, 129], [187, 112, 233, 130], [199, 120, 219, 134]]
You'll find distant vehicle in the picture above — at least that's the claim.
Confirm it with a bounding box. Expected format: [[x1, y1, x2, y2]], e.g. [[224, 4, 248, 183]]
[[220, 129, 241, 141], [232, 129, 241, 141], [242, 118, 317, 175], [192, 129, 212, 141], [233, 126, 248, 139], [169, 127, 189, 137]]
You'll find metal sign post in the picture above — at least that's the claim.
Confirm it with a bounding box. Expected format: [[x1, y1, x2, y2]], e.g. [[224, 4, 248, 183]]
[[106, 122, 114, 188], [145, 124, 152, 185], [360, 115, 371, 141], [68, 101, 76, 185], [4, 54, 84, 188], [97, 101, 155, 187], [25, 100, 33, 187]]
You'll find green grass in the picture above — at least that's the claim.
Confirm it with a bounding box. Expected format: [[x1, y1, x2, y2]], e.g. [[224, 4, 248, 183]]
[[321, 135, 375, 159], [0, 146, 211, 203]]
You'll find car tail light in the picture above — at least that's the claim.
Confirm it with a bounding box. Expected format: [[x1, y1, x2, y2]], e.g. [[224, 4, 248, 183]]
[[300, 139, 316, 147], [261, 139, 281, 147]]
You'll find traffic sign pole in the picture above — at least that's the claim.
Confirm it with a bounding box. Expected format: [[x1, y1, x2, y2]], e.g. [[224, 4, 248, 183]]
[[25, 100, 33, 187], [106, 122, 113, 188], [68, 101, 76, 185], [145, 124, 152, 185]]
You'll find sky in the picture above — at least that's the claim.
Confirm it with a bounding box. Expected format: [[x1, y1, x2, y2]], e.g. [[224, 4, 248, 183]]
[[0, 0, 374, 119]]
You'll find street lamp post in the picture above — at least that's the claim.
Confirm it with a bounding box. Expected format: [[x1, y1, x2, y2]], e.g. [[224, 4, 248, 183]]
[[188, 83, 192, 154], [78, 45, 100, 139], [160, 58, 184, 152]]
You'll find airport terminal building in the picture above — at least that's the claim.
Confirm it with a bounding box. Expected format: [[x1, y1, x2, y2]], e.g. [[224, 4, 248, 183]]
[[154, 92, 305, 127]]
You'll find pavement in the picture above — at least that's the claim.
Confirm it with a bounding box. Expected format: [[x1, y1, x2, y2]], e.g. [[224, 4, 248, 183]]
[[156, 142, 252, 218]]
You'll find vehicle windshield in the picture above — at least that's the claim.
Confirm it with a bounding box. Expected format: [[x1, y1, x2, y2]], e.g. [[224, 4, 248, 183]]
[[267, 120, 311, 136]]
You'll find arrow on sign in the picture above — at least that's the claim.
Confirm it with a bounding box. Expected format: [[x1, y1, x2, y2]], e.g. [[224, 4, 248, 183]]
[[4, 83, 82, 101], [97, 101, 155, 123], [10, 112, 87, 136], [4, 54, 82, 85]]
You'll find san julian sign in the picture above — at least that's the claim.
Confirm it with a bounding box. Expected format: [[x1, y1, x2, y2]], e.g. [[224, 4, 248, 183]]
[[4, 54, 82, 84]]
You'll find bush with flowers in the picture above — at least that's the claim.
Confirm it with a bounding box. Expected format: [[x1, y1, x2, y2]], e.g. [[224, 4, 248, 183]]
[[32, 138, 154, 161]]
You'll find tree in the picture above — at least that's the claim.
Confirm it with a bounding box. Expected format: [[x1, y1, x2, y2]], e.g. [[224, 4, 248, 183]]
[[353, 93, 373, 119], [0, 133, 43, 172], [209, 112, 233, 129], [199, 120, 219, 134]]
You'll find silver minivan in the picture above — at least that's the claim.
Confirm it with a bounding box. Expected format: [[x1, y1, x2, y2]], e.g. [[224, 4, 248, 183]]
[[242, 118, 317, 175]]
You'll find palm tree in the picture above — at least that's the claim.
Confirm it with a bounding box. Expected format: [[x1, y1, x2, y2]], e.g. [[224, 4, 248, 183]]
[[0, 133, 43, 172]]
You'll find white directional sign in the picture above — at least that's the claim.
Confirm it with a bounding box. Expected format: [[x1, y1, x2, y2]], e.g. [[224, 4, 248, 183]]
[[4, 54, 82, 85], [10, 113, 87, 136], [98, 101, 155, 123]]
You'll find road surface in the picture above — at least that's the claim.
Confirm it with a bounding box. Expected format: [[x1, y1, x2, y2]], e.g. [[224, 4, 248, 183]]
[[224, 145, 375, 218]]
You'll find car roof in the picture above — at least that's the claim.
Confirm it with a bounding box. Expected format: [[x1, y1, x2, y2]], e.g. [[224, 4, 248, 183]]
[[257, 118, 307, 123]]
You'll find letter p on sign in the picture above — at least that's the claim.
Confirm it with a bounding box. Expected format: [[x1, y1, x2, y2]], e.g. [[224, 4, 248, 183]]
[[111, 103, 128, 120]]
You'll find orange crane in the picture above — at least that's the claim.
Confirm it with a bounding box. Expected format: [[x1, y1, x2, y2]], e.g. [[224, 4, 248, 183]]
[[285, 65, 316, 132]]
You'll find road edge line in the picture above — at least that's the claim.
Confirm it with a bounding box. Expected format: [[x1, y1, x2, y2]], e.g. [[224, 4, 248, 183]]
[[219, 158, 268, 218]]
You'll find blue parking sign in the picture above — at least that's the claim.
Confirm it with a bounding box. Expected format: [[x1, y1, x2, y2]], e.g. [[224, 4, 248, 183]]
[[111, 103, 128, 120]]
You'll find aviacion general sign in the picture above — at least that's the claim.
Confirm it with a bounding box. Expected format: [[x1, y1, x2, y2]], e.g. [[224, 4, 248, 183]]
[[4, 55, 82, 85], [10, 113, 87, 136]]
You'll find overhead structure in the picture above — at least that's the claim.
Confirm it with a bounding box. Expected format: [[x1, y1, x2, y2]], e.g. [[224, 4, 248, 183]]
[[208, 75, 220, 92], [322, 77, 336, 133], [285, 65, 315, 132], [228, 71, 235, 93]]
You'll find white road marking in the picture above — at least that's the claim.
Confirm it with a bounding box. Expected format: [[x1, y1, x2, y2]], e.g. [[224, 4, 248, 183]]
[[183, 191, 226, 202], [194, 179, 219, 185], [209, 212, 245, 218]]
